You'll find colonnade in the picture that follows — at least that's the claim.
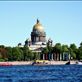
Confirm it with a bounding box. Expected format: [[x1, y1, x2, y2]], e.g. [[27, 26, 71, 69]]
[[41, 53, 70, 61], [42, 53, 62, 61]]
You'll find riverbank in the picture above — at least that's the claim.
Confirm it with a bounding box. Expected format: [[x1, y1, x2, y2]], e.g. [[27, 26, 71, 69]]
[[0, 61, 32, 66], [0, 60, 77, 66], [49, 61, 77, 65]]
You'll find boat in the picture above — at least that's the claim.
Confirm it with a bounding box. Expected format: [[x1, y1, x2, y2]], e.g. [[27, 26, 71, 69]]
[[65, 61, 70, 65], [32, 60, 49, 65]]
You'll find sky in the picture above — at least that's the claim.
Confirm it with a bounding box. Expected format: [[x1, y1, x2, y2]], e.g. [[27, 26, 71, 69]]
[[0, 1, 82, 47]]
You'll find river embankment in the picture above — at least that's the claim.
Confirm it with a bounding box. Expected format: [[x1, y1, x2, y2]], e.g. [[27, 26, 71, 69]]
[[0, 60, 77, 66]]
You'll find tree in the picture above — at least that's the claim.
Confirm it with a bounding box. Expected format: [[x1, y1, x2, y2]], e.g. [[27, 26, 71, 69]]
[[6, 47, 13, 61], [70, 43, 77, 51], [33, 52, 39, 60], [69, 44, 77, 59], [62, 45, 69, 52], [26, 50, 33, 60], [42, 47, 49, 55], [52, 43, 62, 60], [53, 43, 62, 54], [80, 42, 82, 47], [78, 42, 82, 60], [42, 47, 49, 60], [61, 45, 69, 61], [0, 45, 5, 48], [0, 47, 8, 61], [18, 43, 22, 47], [12, 47, 23, 61], [23, 46, 33, 61]]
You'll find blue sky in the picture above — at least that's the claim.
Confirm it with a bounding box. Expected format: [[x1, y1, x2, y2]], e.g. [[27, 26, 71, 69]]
[[0, 1, 82, 47]]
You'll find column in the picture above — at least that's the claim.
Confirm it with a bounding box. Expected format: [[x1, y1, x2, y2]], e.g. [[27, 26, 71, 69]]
[[60, 54, 62, 61], [63, 52, 65, 61], [43, 54, 45, 60], [69, 53, 70, 60], [57, 53, 58, 61], [45, 54, 48, 60], [57, 53, 60, 61], [54, 53, 56, 60], [51, 54, 53, 60], [48, 53, 50, 60], [38, 52, 40, 60], [39, 37, 40, 41]]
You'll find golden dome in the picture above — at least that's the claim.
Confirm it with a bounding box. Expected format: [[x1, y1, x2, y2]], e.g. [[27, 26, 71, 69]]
[[33, 19, 44, 32]]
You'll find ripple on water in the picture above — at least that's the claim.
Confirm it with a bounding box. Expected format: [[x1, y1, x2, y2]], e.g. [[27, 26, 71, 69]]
[[0, 65, 82, 82]]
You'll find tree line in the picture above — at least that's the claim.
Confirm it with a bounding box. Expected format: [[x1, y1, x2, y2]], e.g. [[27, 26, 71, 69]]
[[0, 42, 82, 61], [0, 45, 39, 61]]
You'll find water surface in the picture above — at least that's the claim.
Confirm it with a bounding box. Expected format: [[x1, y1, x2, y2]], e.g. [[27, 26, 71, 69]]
[[0, 65, 82, 82]]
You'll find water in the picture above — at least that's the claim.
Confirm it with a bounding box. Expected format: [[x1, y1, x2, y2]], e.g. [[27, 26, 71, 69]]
[[0, 65, 82, 82]]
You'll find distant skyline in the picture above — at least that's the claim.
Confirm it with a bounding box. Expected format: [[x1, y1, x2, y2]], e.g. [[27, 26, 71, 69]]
[[0, 1, 82, 47]]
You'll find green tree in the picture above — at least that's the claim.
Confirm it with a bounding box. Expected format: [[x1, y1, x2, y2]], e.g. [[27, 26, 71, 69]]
[[69, 44, 77, 59], [42, 47, 49, 60], [78, 42, 82, 60], [61, 45, 69, 60], [0, 45, 5, 48], [33, 52, 39, 60], [54, 43, 62, 53], [70, 43, 77, 50], [23, 46, 33, 61], [62, 45, 69, 52], [42, 47, 49, 55], [80, 42, 82, 46], [6, 47, 13, 61], [52, 43, 62, 60], [12, 47, 23, 61]]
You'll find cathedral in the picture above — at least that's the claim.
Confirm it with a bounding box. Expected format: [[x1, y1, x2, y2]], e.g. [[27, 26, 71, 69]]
[[24, 19, 70, 61], [25, 19, 47, 52]]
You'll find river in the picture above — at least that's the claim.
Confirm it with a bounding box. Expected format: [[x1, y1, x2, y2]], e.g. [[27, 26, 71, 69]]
[[0, 65, 82, 82]]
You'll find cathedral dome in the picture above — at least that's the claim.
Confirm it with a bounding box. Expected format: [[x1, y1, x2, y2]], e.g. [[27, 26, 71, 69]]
[[33, 19, 44, 33], [31, 19, 46, 44]]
